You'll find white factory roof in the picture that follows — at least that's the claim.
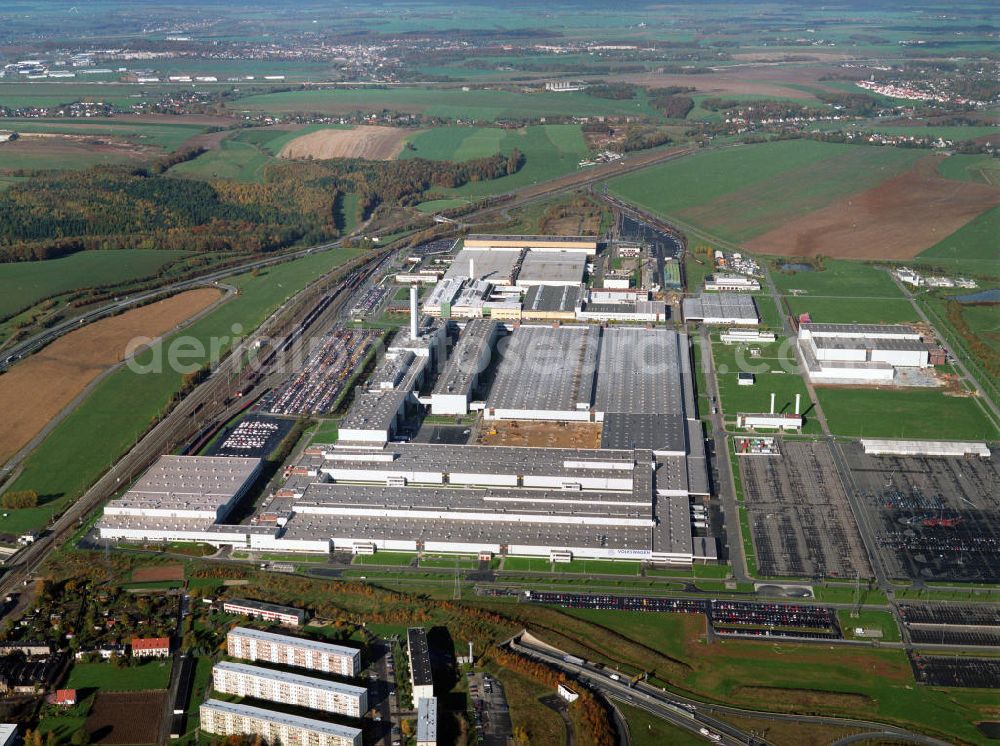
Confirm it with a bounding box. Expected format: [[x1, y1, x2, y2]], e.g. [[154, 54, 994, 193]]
[[102, 455, 261, 514], [444, 248, 521, 284], [800, 323, 919, 338], [860, 439, 991, 458], [682, 293, 758, 323], [201, 700, 362, 740], [228, 627, 359, 659], [515, 251, 588, 286], [213, 661, 366, 697]]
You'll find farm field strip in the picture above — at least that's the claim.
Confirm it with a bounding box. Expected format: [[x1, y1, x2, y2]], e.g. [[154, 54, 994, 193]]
[[0, 288, 223, 466]]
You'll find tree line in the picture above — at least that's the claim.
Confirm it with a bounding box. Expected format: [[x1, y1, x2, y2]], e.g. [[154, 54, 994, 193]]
[[0, 150, 523, 263]]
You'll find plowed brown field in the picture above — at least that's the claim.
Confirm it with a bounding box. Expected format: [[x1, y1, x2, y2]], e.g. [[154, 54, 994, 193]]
[[745, 156, 1000, 259], [0, 288, 222, 464], [278, 125, 415, 160]]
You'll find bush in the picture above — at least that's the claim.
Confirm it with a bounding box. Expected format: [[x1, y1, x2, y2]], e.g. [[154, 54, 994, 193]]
[[2, 489, 39, 509]]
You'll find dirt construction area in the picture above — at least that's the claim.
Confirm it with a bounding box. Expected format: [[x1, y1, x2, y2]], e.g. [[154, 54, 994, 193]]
[[0, 288, 222, 464], [131, 564, 184, 583], [278, 125, 415, 160], [86, 690, 166, 744], [477, 420, 602, 449], [746, 156, 1000, 259]]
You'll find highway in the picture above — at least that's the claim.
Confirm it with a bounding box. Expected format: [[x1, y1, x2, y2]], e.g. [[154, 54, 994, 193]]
[[0, 239, 348, 374], [510, 634, 952, 746]]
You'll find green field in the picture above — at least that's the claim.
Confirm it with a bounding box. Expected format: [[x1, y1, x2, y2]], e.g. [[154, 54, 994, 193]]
[[937, 153, 1000, 187], [617, 701, 705, 746], [837, 610, 901, 643], [771, 260, 906, 299], [0, 145, 135, 172], [816, 387, 999, 440], [0, 119, 208, 151], [918, 204, 1000, 269], [770, 260, 920, 325], [551, 607, 992, 743], [1, 249, 362, 535], [783, 296, 919, 325], [235, 87, 658, 121], [311, 420, 339, 443], [352, 551, 417, 566], [402, 124, 589, 200], [0, 250, 191, 319], [711, 338, 820, 434], [608, 141, 923, 244], [502, 556, 553, 572], [66, 660, 172, 691], [170, 138, 272, 182]]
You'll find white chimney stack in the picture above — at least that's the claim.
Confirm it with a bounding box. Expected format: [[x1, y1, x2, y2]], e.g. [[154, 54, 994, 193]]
[[469, 256, 475, 279], [795, 393, 801, 416], [770, 392, 776, 415], [409, 284, 419, 341]]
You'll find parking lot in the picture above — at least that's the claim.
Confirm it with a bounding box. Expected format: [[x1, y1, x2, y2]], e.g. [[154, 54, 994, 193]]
[[740, 441, 872, 579], [899, 604, 1000, 647], [264, 326, 378, 416], [468, 672, 513, 746], [910, 654, 1000, 688], [844, 444, 1000, 583], [206, 415, 292, 458]]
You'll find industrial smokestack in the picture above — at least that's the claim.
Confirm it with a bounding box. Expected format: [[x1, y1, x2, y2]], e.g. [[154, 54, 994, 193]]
[[409, 284, 419, 340], [469, 257, 475, 279], [795, 393, 801, 416], [770, 392, 776, 415], [468, 641, 474, 663]]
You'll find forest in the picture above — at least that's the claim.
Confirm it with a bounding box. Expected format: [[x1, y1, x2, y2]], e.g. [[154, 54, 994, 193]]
[[0, 151, 522, 262]]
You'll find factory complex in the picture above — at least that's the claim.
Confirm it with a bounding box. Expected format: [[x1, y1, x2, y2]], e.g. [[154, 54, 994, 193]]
[[98, 302, 714, 565], [797, 323, 932, 384]]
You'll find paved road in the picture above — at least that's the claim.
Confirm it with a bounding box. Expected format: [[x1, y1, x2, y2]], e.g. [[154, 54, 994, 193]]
[[512, 635, 951, 746], [697, 326, 749, 583]]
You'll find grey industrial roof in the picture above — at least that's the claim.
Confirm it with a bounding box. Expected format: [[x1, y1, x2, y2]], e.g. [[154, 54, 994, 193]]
[[812, 336, 928, 352], [466, 234, 597, 246], [279, 511, 653, 549], [228, 627, 359, 659], [581, 301, 667, 317], [340, 355, 427, 432], [293, 483, 653, 520], [516, 251, 587, 285], [594, 328, 684, 417], [423, 277, 464, 309], [522, 284, 583, 313], [601, 413, 686, 453], [682, 293, 758, 323], [214, 661, 366, 696], [652, 494, 694, 556], [444, 248, 521, 284], [104, 455, 261, 513], [321, 442, 636, 480], [486, 325, 598, 414], [201, 700, 362, 739], [407, 628, 434, 687], [801, 323, 917, 336], [432, 319, 497, 398]]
